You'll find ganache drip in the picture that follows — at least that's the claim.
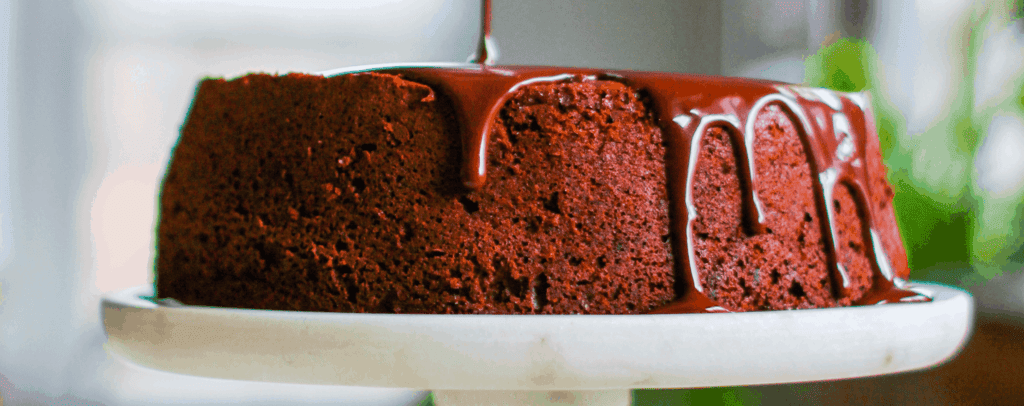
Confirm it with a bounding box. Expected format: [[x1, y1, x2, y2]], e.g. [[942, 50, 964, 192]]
[[350, 64, 929, 313]]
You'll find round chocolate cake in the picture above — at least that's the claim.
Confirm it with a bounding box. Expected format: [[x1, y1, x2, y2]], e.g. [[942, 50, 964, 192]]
[[155, 65, 915, 314]]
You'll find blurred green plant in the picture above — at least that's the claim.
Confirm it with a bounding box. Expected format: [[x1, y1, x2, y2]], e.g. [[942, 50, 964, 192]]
[[633, 387, 761, 406], [804, 1, 1024, 282]]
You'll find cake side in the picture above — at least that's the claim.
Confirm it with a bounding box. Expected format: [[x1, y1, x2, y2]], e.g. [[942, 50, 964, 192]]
[[156, 67, 915, 314], [691, 105, 874, 310], [157, 72, 464, 311], [472, 80, 674, 313], [862, 111, 910, 281]]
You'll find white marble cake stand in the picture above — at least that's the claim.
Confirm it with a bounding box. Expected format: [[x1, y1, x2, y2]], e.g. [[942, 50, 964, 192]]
[[102, 283, 972, 406]]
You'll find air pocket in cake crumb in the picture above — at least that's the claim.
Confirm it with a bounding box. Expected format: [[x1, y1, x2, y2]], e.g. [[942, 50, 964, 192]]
[[457, 196, 480, 214]]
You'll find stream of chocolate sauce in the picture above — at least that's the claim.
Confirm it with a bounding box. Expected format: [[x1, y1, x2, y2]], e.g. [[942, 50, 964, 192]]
[[329, 1, 929, 313], [468, 0, 496, 65]]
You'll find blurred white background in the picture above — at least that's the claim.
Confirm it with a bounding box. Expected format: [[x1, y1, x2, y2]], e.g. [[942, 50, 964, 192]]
[[1, 0, 1022, 405]]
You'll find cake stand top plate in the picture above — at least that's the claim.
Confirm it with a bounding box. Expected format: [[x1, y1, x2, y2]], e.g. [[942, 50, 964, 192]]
[[102, 283, 972, 390]]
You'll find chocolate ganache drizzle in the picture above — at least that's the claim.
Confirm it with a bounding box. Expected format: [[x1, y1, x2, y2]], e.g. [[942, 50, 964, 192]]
[[321, 1, 929, 313], [323, 65, 930, 313]]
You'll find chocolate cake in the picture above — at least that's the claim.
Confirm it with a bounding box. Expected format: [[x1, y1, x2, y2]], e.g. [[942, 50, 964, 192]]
[[155, 65, 917, 314]]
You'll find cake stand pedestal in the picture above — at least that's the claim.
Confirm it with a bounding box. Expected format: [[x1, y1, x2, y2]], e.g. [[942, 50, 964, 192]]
[[102, 283, 972, 406]]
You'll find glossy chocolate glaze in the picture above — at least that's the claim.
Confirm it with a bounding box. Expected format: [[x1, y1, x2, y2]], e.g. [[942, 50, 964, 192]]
[[332, 65, 929, 313]]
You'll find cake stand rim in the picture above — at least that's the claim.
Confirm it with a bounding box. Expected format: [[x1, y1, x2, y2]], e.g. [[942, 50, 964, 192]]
[[101, 282, 974, 390]]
